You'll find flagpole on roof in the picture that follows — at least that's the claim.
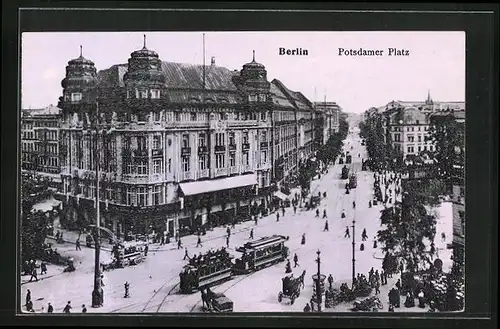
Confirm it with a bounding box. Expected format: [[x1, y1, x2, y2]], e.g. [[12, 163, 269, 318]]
[[203, 33, 206, 90]]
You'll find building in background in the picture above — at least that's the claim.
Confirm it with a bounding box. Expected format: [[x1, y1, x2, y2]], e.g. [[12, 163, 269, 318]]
[[54, 41, 337, 237], [21, 105, 63, 188], [314, 101, 341, 143]]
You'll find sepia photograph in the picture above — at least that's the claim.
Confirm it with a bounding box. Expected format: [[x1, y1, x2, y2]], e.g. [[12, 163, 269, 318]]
[[19, 30, 466, 314]]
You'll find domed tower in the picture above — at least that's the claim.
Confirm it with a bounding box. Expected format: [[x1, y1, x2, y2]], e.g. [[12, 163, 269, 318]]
[[59, 46, 98, 110], [233, 51, 271, 103], [123, 35, 165, 101]]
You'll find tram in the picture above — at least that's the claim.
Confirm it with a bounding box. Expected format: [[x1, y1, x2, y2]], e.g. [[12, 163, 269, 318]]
[[341, 165, 350, 179], [179, 249, 233, 294], [115, 241, 148, 266], [346, 155, 352, 164], [233, 235, 289, 274], [349, 173, 358, 188]]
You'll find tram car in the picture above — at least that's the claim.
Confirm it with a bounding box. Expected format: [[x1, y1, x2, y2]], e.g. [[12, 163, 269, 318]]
[[179, 249, 233, 294], [346, 155, 352, 164], [233, 235, 289, 274], [116, 241, 148, 266], [349, 173, 357, 188], [341, 165, 350, 179]]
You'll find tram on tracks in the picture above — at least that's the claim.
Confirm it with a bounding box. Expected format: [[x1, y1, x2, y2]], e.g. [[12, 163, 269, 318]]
[[179, 235, 290, 294], [341, 165, 350, 179], [179, 249, 233, 294], [233, 235, 289, 274]]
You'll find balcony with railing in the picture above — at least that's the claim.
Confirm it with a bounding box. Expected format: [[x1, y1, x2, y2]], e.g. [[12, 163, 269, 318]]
[[181, 147, 192, 155], [242, 143, 250, 151], [198, 146, 208, 154], [152, 149, 163, 157], [198, 169, 210, 179], [180, 171, 192, 181], [214, 145, 226, 153], [230, 166, 239, 175], [166, 121, 208, 129], [241, 164, 253, 173], [229, 144, 237, 152], [260, 142, 269, 149], [215, 168, 228, 176], [121, 174, 150, 184], [134, 149, 149, 157]]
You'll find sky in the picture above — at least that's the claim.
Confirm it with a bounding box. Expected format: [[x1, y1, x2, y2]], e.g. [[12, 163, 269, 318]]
[[21, 31, 465, 113]]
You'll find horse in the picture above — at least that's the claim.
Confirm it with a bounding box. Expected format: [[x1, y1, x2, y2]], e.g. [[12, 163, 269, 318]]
[[297, 270, 306, 289]]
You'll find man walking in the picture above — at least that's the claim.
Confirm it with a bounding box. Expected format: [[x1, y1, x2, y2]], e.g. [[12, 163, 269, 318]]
[[196, 235, 203, 248], [293, 253, 299, 268], [323, 220, 329, 232], [26, 289, 31, 306], [276, 212, 280, 222], [226, 236, 230, 248], [249, 228, 254, 240], [63, 301, 72, 313], [362, 228, 368, 241], [315, 209, 320, 218], [177, 238, 183, 250], [40, 261, 47, 275], [352, 201, 356, 209], [344, 226, 350, 238], [183, 248, 189, 260], [76, 238, 81, 251], [323, 209, 327, 218], [293, 205, 297, 215], [47, 302, 53, 313], [29, 267, 38, 282]]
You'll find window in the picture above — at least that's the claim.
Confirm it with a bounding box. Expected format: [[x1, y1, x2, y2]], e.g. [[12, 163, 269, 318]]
[[175, 112, 181, 121], [394, 134, 400, 142], [153, 159, 162, 174], [216, 153, 225, 168], [261, 112, 266, 121], [89, 182, 96, 199], [71, 93, 82, 102], [242, 152, 249, 165], [248, 95, 257, 102], [261, 150, 267, 163], [137, 186, 148, 206], [127, 187, 136, 205], [424, 145, 427, 151], [153, 185, 162, 205], [154, 112, 161, 122], [198, 133, 206, 147], [182, 134, 190, 148], [216, 133, 225, 146], [242, 132, 249, 144], [418, 146, 421, 152], [136, 89, 148, 99], [261, 131, 267, 142], [416, 120, 420, 124], [137, 136, 147, 150], [418, 135, 422, 142], [408, 136, 414, 142], [106, 186, 114, 202], [459, 211, 465, 236], [151, 89, 161, 99], [199, 154, 208, 170], [190, 112, 196, 121], [150, 136, 159, 151], [182, 156, 190, 172], [137, 160, 148, 175], [229, 152, 236, 166], [229, 132, 235, 145]]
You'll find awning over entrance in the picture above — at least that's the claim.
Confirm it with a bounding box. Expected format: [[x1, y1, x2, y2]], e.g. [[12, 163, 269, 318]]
[[274, 191, 289, 201], [179, 173, 257, 197]]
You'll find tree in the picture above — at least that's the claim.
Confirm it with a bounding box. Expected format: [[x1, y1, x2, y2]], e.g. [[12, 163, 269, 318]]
[[377, 179, 442, 273], [427, 115, 465, 189], [20, 175, 52, 262]]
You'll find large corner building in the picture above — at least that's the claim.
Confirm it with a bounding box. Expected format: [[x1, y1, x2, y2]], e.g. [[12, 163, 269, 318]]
[[55, 41, 339, 237]]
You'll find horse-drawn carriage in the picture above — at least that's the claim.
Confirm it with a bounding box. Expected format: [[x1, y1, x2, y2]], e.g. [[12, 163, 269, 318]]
[[201, 288, 234, 313], [341, 165, 350, 179], [278, 271, 306, 305], [351, 296, 383, 312]]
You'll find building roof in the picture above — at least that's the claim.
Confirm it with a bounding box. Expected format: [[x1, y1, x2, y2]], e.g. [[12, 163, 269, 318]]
[[270, 81, 294, 108], [22, 105, 62, 117], [97, 62, 237, 92], [271, 79, 313, 111]]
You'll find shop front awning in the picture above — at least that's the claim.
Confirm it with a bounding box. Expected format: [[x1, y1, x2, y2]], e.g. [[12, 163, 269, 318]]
[[179, 173, 257, 197], [274, 191, 290, 201]]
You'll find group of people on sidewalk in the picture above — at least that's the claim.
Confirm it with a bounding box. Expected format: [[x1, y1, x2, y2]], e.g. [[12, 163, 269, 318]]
[[25, 289, 87, 313]]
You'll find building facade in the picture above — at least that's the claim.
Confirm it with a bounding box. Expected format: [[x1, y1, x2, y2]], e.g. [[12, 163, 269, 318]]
[[55, 43, 331, 237], [21, 106, 62, 178], [314, 101, 341, 143]]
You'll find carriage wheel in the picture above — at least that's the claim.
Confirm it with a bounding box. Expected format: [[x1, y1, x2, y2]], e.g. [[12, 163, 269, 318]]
[[278, 292, 283, 303], [290, 296, 295, 305]]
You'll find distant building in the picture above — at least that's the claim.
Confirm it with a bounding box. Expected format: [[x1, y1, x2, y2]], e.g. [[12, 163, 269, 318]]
[[313, 101, 341, 144], [21, 105, 62, 182]]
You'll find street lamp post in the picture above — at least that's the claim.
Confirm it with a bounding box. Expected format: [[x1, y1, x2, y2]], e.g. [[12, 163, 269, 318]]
[[315, 250, 322, 312], [91, 101, 103, 308], [351, 217, 356, 289]]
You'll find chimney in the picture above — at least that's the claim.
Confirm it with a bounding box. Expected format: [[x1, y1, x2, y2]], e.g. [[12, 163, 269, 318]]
[[211, 57, 215, 66]]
